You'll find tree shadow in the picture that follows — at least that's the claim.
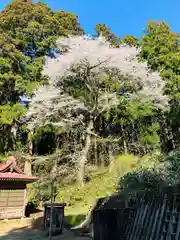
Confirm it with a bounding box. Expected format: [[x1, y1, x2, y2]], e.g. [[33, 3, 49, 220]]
[[0, 213, 89, 240], [0, 219, 44, 240], [25, 203, 43, 218]]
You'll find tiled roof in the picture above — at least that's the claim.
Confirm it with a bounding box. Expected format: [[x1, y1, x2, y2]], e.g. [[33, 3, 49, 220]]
[[0, 157, 38, 182], [0, 161, 13, 172]]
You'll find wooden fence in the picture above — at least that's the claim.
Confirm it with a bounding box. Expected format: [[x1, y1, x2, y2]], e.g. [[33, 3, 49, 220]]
[[93, 208, 136, 240], [93, 184, 180, 240]]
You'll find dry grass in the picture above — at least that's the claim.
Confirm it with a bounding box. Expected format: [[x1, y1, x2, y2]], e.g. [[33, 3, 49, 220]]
[[0, 219, 30, 236], [0, 216, 41, 236]]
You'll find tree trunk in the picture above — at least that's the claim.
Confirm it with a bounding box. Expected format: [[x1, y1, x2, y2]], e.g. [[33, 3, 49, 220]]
[[24, 160, 32, 176], [164, 119, 175, 151], [108, 144, 114, 164], [169, 126, 175, 149], [121, 125, 127, 153], [71, 198, 105, 231], [28, 131, 33, 155], [6, 125, 14, 151], [24, 131, 33, 176], [78, 120, 93, 187], [94, 136, 98, 165]]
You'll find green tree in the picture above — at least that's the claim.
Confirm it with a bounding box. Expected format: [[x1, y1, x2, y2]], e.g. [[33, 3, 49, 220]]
[[94, 23, 121, 47], [140, 21, 179, 70], [140, 20, 180, 151], [0, 0, 84, 152], [122, 35, 140, 47]]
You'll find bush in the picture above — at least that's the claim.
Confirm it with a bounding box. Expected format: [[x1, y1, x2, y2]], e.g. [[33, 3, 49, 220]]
[[118, 168, 168, 198], [27, 181, 55, 207], [25, 201, 37, 217], [165, 150, 180, 184]]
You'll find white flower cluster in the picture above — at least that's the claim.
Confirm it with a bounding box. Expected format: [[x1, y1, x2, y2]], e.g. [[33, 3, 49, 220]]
[[27, 35, 168, 130]]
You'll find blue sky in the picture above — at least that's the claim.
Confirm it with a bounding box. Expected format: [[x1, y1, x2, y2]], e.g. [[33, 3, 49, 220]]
[[0, 0, 179, 38]]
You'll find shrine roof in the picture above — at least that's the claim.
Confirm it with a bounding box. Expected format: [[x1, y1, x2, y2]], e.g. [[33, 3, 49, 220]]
[[0, 157, 38, 182]]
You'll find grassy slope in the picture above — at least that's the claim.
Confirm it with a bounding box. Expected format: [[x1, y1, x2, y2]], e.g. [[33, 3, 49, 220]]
[[57, 154, 139, 225]]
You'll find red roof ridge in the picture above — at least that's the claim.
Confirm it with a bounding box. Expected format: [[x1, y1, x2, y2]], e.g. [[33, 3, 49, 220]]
[[0, 156, 38, 182], [0, 156, 24, 174], [0, 161, 13, 172]]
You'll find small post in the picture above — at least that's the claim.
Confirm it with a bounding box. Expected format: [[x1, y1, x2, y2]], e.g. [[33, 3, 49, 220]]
[[48, 159, 57, 240], [49, 182, 54, 240]]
